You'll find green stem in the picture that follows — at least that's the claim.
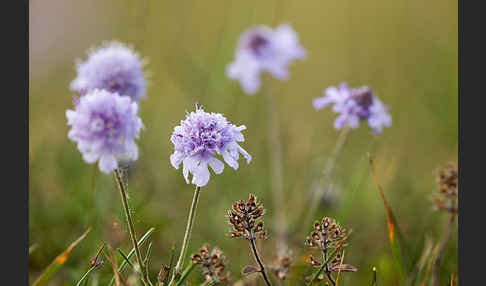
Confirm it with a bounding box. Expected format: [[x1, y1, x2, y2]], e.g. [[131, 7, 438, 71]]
[[263, 76, 288, 255], [114, 169, 150, 286], [303, 126, 351, 226], [169, 186, 202, 285]]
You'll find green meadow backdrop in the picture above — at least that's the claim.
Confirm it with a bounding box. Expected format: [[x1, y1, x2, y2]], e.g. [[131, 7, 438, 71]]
[[29, 0, 457, 284]]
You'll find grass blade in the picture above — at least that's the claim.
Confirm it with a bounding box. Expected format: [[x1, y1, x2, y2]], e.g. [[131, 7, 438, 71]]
[[175, 263, 196, 286], [163, 243, 176, 286], [369, 155, 408, 283], [75, 263, 102, 286], [108, 227, 155, 286], [117, 248, 134, 269], [32, 227, 91, 286]]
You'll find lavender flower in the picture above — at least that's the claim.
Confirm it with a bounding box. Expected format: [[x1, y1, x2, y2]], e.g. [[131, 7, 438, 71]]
[[226, 24, 306, 95], [66, 89, 144, 173], [313, 82, 392, 134], [170, 104, 251, 187], [70, 41, 147, 102]]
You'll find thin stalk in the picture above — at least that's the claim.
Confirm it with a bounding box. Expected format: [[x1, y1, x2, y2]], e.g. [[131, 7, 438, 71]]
[[323, 246, 336, 286], [249, 235, 273, 286], [113, 169, 150, 286], [169, 186, 202, 285], [431, 199, 457, 286], [263, 77, 288, 255], [303, 126, 351, 226]]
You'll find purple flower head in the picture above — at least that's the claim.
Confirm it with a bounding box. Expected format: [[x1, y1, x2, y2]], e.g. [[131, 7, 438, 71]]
[[313, 82, 392, 134], [66, 89, 144, 173], [170, 105, 252, 187], [226, 24, 306, 95], [70, 41, 148, 102]]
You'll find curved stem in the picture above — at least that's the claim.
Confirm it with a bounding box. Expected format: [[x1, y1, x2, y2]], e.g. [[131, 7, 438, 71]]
[[114, 169, 150, 286], [249, 237, 273, 286], [169, 186, 202, 285]]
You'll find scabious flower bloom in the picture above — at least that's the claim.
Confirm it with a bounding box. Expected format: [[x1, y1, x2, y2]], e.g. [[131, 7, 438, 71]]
[[170, 104, 251, 187], [66, 89, 144, 174], [70, 41, 147, 102], [226, 24, 306, 95], [313, 82, 392, 134]]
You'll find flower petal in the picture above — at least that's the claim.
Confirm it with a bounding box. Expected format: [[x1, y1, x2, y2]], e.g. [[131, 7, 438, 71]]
[[223, 150, 239, 170], [192, 161, 210, 187], [99, 154, 118, 173], [208, 157, 224, 174]]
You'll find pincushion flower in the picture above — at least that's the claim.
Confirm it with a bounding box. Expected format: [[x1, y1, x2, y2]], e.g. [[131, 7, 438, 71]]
[[170, 104, 251, 187], [70, 41, 147, 102], [313, 82, 392, 134], [226, 24, 306, 95], [66, 89, 144, 173]]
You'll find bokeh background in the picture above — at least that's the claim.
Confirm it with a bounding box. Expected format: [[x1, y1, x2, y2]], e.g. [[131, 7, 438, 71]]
[[29, 0, 457, 285]]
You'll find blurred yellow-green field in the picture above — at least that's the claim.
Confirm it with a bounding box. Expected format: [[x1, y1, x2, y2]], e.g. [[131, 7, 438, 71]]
[[29, 0, 457, 285]]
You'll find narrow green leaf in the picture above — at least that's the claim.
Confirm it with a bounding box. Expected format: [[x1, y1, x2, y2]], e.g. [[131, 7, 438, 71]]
[[117, 248, 134, 269], [108, 227, 155, 286], [163, 243, 176, 286], [32, 228, 91, 286], [205, 280, 216, 286], [369, 156, 409, 283], [175, 264, 196, 286], [75, 264, 102, 286]]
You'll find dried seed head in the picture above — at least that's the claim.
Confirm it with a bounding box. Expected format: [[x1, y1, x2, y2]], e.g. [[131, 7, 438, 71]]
[[227, 194, 267, 240], [191, 244, 230, 285], [435, 163, 458, 214], [271, 252, 293, 280], [304, 216, 356, 276]]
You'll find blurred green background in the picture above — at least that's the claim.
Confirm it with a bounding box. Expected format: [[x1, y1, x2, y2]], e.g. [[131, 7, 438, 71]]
[[29, 0, 457, 285]]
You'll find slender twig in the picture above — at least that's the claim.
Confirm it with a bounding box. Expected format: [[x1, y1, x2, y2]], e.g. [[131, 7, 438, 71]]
[[169, 186, 202, 285], [113, 169, 150, 286], [431, 199, 457, 286], [263, 77, 288, 255], [249, 234, 273, 286]]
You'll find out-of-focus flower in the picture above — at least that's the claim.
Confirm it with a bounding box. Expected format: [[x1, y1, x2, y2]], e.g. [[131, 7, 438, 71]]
[[66, 89, 144, 173], [70, 41, 148, 102], [434, 163, 458, 214], [191, 244, 230, 285], [226, 24, 306, 95], [170, 104, 251, 187], [271, 252, 293, 281], [313, 82, 392, 134]]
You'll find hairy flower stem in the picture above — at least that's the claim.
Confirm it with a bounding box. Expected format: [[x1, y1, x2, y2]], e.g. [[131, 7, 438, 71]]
[[263, 77, 288, 255], [249, 234, 273, 286], [431, 199, 457, 286], [303, 126, 350, 227], [169, 186, 202, 286], [113, 169, 150, 286]]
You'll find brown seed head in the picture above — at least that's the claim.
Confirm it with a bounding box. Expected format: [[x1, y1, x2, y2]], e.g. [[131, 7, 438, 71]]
[[191, 244, 230, 285], [227, 194, 267, 240]]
